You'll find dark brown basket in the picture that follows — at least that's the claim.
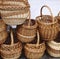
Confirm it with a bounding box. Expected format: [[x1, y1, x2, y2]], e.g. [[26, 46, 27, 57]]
[[24, 30, 46, 59], [17, 11, 37, 43], [36, 5, 59, 41], [0, 30, 22, 59], [55, 11, 60, 31]]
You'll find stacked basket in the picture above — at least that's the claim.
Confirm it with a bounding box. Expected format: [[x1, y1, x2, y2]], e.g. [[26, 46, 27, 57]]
[[0, 0, 30, 26]]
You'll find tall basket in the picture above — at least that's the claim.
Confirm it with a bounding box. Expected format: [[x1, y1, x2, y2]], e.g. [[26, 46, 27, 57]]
[[17, 10, 37, 43], [0, 0, 30, 26], [55, 11, 60, 31], [36, 5, 59, 41], [24, 30, 46, 59], [0, 29, 22, 59]]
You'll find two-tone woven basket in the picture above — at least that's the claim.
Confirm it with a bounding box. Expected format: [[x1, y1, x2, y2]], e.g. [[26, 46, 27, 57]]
[[24, 30, 46, 59], [17, 11, 37, 43], [0, 20, 8, 44], [0, 30, 22, 59], [0, 0, 30, 26], [55, 11, 60, 31], [47, 39, 60, 57], [36, 5, 59, 41]]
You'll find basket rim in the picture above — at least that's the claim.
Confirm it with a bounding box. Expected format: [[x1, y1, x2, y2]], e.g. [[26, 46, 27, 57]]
[[22, 19, 37, 29], [36, 15, 58, 25]]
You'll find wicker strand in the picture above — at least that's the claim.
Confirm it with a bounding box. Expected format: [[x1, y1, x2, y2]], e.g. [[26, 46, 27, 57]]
[[58, 11, 60, 16], [40, 5, 54, 23]]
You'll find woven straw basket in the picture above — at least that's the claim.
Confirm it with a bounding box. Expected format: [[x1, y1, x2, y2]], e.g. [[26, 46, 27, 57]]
[[0, 0, 30, 26], [24, 30, 46, 59], [0, 30, 22, 59], [55, 11, 60, 31], [17, 11, 37, 43], [36, 5, 59, 41], [0, 20, 8, 44], [47, 40, 60, 57]]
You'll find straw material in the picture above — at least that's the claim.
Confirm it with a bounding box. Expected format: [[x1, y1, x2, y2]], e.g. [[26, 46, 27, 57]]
[[0, 30, 8, 44], [0, 20, 7, 32], [47, 41, 60, 57], [55, 11, 60, 31], [17, 19, 37, 43], [0, 30, 22, 59], [24, 30, 46, 59], [36, 5, 59, 41]]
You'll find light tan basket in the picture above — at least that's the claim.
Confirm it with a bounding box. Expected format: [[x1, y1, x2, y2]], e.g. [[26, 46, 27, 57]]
[[17, 11, 37, 43], [0, 30, 22, 59], [55, 11, 60, 31], [36, 5, 59, 41], [0, 30, 8, 44], [47, 40, 60, 57], [24, 30, 46, 59]]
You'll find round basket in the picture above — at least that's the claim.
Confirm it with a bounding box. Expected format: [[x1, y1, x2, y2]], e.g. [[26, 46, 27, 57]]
[[36, 5, 59, 41], [24, 30, 46, 59], [0, 30, 8, 44], [17, 11, 37, 43], [0, 30, 22, 59], [47, 39, 60, 57], [0, 20, 7, 32], [55, 11, 60, 31]]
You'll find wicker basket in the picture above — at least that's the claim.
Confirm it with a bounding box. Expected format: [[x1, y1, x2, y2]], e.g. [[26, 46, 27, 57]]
[[36, 5, 59, 41], [17, 11, 37, 43], [0, 30, 22, 59], [47, 40, 60, 57], [0, 30, 8, 44], [55, 11, 60, 31], [24, 30, 46, 59]]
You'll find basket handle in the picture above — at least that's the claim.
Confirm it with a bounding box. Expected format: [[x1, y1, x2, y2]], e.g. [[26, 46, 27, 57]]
[[11, 29, 14, 46], [36, 30, 40, 47], [58, 11, 60, 16], [28, 10, 31, 27], [40, 5, 54, 22]]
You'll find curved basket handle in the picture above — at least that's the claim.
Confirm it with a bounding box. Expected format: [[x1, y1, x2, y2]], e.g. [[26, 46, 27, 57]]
[[58, 11, 60, 16], [40, 5, 54, 22], [36, 30, 40, 47], [11, 29, 14, 45]]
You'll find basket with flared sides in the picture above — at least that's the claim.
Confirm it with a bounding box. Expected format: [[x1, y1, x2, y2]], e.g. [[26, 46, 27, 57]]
[[24, 30, 46, 59], [36, 5, 59, 41], [0, 30, 22, 59], [17, 11, 37, 43]]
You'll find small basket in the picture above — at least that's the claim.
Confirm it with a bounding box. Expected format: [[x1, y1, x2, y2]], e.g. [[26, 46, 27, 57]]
[[55, 11, 60, 31], [0, 30, 8, 44], [0, 30, 22, 59], [24, 30, 46, 59], [17, 11, 37, 43], [47, 39, 60, 57], [36, 5, 59, 41], [0, 20, 7, 32]]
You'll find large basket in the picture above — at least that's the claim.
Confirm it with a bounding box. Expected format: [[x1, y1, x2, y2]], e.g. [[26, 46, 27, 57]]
[[24, 30, 46, 59], [36, 5, 59, 41], [0, 30, 22, 59], [17, 11, 37, 43], [0, 30, 8, 44], [55, 11, 60, 31], [47, 39, 60, 57]]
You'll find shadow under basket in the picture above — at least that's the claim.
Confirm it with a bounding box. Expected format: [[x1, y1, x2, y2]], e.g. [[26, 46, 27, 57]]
[[17, 19, 37, 43], [0, 30, 22, 59], [24, 31, 46, 59], [47, 38, 60, 57]]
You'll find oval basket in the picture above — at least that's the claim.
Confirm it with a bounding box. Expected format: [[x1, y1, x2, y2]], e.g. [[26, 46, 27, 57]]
[[55, 11, 60, 31], [0, 30, 8, 44], [36, 5, 59, 41], [0, 30, 22, 59], [24, 30, 46, 59], [47, 39, 60, 57], [17, 11, 37, 43]]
